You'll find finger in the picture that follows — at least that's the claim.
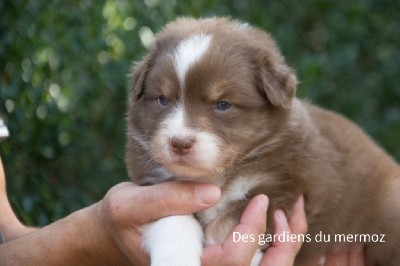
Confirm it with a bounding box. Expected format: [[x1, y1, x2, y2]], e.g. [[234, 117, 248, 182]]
[[104, 181, 221, 225], [224, 194, 268, 249], [347, 244, 365, 266], [261, 195, 307, 266], [288, 195, 307, 235], [261, 210, 296, 265], [325, 250, 347, 266], [202, 195, 269, 266], [325, 244, 365, 266]]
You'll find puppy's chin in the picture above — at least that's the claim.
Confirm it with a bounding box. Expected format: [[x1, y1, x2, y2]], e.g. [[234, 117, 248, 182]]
[[164, 163, 212, 180]]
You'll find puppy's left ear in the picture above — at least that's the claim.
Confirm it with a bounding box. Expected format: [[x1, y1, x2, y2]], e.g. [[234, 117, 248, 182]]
[[258, 55, 298, 108]]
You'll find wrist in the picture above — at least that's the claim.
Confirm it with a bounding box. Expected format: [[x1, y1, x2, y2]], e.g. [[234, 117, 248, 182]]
[[74, 202, 131, 265]]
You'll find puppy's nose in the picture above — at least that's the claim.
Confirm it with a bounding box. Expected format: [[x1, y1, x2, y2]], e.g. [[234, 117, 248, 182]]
[[170, 136, 195, 156]]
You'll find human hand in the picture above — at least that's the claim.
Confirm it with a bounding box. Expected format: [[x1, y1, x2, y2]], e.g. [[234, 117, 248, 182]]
[[94, 181, 221, 265], [202, 195, 307, 266], [323, 244, 365, 266]]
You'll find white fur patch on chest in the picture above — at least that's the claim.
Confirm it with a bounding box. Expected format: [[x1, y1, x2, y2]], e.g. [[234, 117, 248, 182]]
[[199, 175, 266, 226], [173, 34, 212, 86]]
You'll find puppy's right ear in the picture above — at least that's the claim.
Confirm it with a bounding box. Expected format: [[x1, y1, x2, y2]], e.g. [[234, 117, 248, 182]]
[[130, 56, 151, 101], [257, 55, 298, 109]]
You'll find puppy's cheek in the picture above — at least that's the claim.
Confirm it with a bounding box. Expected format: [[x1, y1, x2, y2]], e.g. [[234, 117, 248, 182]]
[[150, 129, 171, 161]]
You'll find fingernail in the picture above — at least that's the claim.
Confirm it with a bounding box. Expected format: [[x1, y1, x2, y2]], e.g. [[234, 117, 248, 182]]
[[298, 195, 304, 209], [258, 194, 269, 211], [196, 184, 221, 204], [275, 209, 288, 227]]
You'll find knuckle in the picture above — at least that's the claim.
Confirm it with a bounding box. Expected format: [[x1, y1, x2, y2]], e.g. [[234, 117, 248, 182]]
[[157, 185, 175, 214], [104, 193, 122, 226]]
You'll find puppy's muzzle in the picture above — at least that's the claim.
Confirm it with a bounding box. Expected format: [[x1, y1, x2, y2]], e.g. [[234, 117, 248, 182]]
[[170, 136, 196, 156]]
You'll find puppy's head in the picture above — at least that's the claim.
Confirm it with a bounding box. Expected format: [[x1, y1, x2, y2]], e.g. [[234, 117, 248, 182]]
[[126, 17, 297, 185]]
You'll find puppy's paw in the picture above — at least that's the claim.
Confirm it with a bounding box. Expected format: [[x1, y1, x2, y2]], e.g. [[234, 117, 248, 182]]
[[142, 215, 203, 266], [250, 249, 263, 266]]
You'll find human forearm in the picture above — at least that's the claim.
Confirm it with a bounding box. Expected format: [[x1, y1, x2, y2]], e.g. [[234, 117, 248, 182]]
[[0, 156, 38, 241], [0, 157, 32, 241], [0, 203, 131, 265]]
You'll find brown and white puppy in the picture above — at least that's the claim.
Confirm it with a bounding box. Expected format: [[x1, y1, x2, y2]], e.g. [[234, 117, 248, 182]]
[[126, 17, 400, 265]]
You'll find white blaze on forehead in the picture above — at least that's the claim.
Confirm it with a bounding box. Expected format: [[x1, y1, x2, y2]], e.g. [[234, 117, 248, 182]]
[[173, 34, 212, 86], [167, 106, 186, 134]]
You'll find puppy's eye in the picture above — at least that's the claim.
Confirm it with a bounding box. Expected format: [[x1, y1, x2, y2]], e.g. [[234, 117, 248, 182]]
[[158, 95, 168, 106], [216, 101, 231, 111]]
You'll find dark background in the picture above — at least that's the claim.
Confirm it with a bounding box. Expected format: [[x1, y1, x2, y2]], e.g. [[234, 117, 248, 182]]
[[1, 0, 399, 225]]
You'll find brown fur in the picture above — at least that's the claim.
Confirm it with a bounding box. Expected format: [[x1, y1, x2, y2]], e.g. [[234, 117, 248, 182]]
[[126, 17, 400, 265]]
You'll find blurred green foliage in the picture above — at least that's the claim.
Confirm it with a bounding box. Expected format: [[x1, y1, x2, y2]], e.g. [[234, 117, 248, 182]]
[[1, 0, 399, 225]]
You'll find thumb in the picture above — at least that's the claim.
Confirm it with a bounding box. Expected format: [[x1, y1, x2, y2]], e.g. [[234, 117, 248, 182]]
[[102, 181, 221, 225]]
